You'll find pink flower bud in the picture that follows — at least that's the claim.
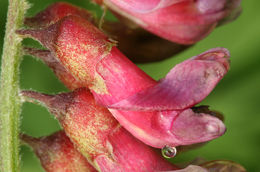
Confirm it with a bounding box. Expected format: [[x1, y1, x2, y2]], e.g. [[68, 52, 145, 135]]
[[21, 131, 97, 172], [97, 0, 241, 44], [21, 88, 178, 171]]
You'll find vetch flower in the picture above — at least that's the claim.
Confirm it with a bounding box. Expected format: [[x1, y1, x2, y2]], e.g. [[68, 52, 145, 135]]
[[17, 15, 228, 148], [93, 0, 242, 44], [21, 88, 178, 171]]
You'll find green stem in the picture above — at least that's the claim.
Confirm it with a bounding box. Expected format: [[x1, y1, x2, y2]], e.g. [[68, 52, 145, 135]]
[[0, 0, 29, 171]]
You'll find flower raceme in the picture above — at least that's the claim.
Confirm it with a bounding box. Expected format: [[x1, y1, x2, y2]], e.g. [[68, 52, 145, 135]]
[[17, 14, 228, 148], [93, 0, 241, 44]]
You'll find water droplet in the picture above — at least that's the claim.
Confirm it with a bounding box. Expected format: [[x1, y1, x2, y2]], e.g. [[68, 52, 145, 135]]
[[161, 145, 177, 158]]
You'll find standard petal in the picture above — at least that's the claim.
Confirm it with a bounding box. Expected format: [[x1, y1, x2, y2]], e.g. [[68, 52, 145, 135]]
[[109, 48, 230, 111]]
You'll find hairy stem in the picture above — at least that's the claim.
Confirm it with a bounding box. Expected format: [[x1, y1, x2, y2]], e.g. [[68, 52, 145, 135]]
[[0, 0, 29, 171]]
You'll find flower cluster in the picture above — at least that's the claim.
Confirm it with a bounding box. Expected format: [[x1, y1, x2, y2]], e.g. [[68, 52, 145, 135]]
[[18, 1, 246, 172]]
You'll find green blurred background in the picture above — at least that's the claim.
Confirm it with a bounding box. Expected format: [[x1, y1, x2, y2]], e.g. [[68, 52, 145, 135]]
[[0, 0, 259, 171]]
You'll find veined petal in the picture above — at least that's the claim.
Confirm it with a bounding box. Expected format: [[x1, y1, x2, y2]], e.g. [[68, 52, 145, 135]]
[[109, 48, 230, 111]]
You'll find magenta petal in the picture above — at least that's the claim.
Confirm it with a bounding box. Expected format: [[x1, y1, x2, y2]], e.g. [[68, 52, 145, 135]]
[[108, 108, 226, 148], [109, 48, 230, 111], [107, 109, 179, 148], [171, 109, 226, 145]]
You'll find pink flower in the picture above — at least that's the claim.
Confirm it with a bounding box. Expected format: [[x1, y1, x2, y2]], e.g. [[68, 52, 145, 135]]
[[21, 88, 178, 171], [95, 0, 241, 44]]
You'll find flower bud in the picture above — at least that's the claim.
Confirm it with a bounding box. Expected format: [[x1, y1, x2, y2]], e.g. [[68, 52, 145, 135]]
[[97, 0, 241, 44], [21, 88, 178, 171], [21, 131, 97, 172]]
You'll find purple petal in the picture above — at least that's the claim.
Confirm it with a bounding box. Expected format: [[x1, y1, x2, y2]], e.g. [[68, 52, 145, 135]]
[[109, 48, 230, 111], [171, 109, 226, 145]]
